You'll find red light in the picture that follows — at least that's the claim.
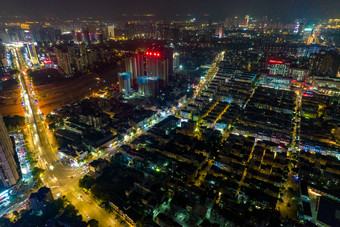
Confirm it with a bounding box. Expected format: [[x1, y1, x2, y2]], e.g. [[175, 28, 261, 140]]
[[157, 53, 160, 57], [81, 33, 84, 36], [88, 33, 91, 35], [153, 52, 157, 56], [43, 60, 53, 64], [268, 60, 283, 64], [146, 52, 149, 55]]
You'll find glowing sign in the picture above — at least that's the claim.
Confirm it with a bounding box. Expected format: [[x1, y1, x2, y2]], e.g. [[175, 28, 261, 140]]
[[304, 28, 313, 32], [268, 60, 283, 64], [43, 60, 53, 64], [146, 51, 161, 57]]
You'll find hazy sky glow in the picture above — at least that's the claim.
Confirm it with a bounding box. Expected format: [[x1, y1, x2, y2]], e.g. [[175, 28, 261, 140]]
[[1, 0, 339, 20]]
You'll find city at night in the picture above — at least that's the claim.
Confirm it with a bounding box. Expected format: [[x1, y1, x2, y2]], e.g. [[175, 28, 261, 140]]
[[0, 0, 340, 226]]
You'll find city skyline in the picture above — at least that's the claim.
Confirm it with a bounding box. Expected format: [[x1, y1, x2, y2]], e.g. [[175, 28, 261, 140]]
[[0, 1, 339, 226], [1, 0, 340, 21]]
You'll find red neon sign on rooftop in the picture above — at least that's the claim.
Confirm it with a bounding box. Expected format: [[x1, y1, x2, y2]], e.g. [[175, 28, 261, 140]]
[[268, 60, 283, 64], [146, 51, 161, 57]]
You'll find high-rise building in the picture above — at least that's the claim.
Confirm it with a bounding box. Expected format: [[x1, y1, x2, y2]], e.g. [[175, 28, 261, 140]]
[[79, 43, 88, 70], [125, 53, 144, 87], [118, 72, 132, 94], [173, 52, 180, 71], [25, 43, 39, 65], [0, 40, 7, 82], [215, 25, 224, 38], [54, 46, 72, 75], [245, 15, 250, 27], [302, 27, 313, 43], [0, 61, 5, 83], [0, 115, 20, 189], [137, 76, 159, 97], [145, 48, 172, 88], [125, 47, 173, 89], [310, 51, 340, 78], [0, 40, 7, 68], [108, 26, 115, 38]]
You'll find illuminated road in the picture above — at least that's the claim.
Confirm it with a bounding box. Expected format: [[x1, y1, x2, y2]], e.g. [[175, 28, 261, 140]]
[[276, 91, 302, 219], [14, 48, 120, 226]]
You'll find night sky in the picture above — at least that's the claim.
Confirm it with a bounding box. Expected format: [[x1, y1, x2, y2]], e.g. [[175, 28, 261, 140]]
[[1, 0, 339, 20]]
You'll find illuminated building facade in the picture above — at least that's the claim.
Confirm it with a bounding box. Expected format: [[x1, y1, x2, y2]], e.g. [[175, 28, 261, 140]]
[[108, 26, 115, 38], [215, 25, 224, 38], [42, 59, 56, 68], [266, 60, 309, 81], [327, 19, 340, 29], [266, 60, 290, 76], [125, 47, 173, 88], [54, 46, 72, 75], [245, 15, 250, 27], [137, 76, 159, 97], [0, 40, 7, 83], [0, 40, 7, 68], [125, 53, 144, 87], [25, 43, 39, 65], [0, 115, 20, 189], [118, 72, 132, 94], [145, 48, 172, 87], [310, 51, 340, 78], [260, 73, 292, 90], [79, 43, 88, 70], [173, 52, 180, 71], [302, 27, 313, 43]]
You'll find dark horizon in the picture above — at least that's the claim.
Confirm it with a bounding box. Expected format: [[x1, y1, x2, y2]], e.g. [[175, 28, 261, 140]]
[[1, 0, 340, 21]]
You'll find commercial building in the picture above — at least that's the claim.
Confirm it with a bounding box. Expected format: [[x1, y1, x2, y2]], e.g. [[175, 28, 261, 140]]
[[0, 115, 20, 189], [260, 73, 292, 90], [137, 76, 159, 98], [266, 59, 309, 81], [118, 72, 132, 94]]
